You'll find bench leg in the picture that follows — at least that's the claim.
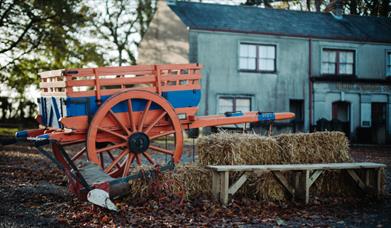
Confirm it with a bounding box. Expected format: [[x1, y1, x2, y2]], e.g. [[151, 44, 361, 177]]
[[211, 171, 220, 200], [219, 171, 229, 205], [294, 170, 311, 204], [211, 171, 230, 205], [376, 168, 385, 199], [303, 170, 310, 204]]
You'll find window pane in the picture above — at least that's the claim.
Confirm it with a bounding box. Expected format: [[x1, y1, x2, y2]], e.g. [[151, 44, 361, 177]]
[[258, 46, 267, 58], [322, 62, 336, 74], [248, 58, 256, 70], [322, 63, 329, 74], [219, 98, 234, 114], [239, 58, 247, 69], [240, 44, 248, 57], [322, 51, 329, 62], [259, 59, 275, 71], [248, 45, 256, 57], [346, 52, 354, 63], [240, 57, 256, 70], [339, 63, 346, 74], [236, 98, 251, 112], [240, 44, 256, 58], [258, 45, 275, 59], [266, 59, 275, 71], [340, 52, 346, 63], [328, 51, 336, 62], [267, 46, 275, 58], [346, 63, 353, 74], [329, 63, 336, 74]]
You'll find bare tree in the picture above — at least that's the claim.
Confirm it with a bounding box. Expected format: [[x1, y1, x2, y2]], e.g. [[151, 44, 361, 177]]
[[89, 0, 156, 66]]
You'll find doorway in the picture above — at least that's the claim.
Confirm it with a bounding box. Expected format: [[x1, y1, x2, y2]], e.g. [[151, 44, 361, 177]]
[[371, 102, 387, 144], [332, 101, 351, 137]]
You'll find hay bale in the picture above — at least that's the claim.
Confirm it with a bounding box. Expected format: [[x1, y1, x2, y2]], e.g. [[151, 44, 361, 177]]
[[126, 131, 352, 202], [197, 132, 283, 165], [127, 164, 212, 201], [197, 131, 352, 201], [274, 131, 351, 164]]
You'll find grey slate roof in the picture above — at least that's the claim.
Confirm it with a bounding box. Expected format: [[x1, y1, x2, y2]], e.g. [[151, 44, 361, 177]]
[[169, 1, 391, 43]]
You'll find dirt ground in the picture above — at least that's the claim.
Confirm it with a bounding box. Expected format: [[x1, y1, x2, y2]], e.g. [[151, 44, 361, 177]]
[[0, 143, 390, 227]]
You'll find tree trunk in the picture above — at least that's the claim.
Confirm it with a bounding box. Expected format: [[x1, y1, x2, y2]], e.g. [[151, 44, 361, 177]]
[[118, 48, 123, 66], [306, 0, 311, 11], [315, 0, 322, 12], [349, 0, 358, 15], [380, 0, 390, 16]]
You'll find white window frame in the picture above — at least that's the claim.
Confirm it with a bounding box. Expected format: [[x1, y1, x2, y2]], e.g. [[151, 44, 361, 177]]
[[239, 43, 276, 73], [321, 48, 355, 76], [217, 95, 252, 128]]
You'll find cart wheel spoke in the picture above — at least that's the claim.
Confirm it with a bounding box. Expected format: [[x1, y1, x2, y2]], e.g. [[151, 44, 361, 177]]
[[96, 142, 127, 153], [98, 127, 127, 140], [142, 152, 156, 165], [107, 151, 122, 169], [149, 145, 174, 155], [71, 147, 86, 161], [123, 154, 135, 177], [104, 149, 128, 173], [99, 153, 104, 168], [127, 99, 136, 132], [108, 110, 130, 135], [139, 100, 152, 131], [135, 153, 142, 165], [149, 130, 176, 140], [144, 111, 167, 134]]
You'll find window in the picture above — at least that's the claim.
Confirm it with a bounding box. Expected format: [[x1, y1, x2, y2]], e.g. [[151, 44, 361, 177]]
[[218, 96, 251, 114], [321, 49, 355, 76], [289, 99, 304, 122], [387, 51, 391, 76], [239, 43, 276, 72]]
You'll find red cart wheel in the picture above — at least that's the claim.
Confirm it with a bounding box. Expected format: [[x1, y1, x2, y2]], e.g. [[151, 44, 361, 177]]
[[87, 90, 183, 177]]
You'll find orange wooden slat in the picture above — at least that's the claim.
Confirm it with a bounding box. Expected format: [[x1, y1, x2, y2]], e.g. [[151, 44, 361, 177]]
[[158, 64, 202, 70], [160, 74, 201, 81], [161, 84, 201, 92], [66, 87, 157, 97], [66, 79, 96, 87], [99, 76, 156, 86]]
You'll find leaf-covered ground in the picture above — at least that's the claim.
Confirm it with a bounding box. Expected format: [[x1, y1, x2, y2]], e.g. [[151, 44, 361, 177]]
[[0, 143, 390, 227]]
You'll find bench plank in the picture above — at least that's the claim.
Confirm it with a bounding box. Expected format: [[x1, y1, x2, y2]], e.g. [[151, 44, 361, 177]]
[[206, 162, 386, 172]]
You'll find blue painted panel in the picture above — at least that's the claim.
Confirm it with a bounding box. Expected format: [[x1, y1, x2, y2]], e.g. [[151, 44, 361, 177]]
[[15, 130, 28, 138], [162, 90, 201, 109], [224, 111, 244, 117], [65, 90, 201, 117], [257, 112, 275, 121]]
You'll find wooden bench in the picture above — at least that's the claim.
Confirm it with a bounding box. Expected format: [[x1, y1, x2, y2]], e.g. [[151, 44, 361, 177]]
[[206, 162, 386, 205]]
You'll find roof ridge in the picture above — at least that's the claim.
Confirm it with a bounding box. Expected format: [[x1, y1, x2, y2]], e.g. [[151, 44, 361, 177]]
[[175, 0, 391, 21]]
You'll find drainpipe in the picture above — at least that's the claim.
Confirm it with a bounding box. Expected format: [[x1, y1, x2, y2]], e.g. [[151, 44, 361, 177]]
[[308, 38, 313, 132]]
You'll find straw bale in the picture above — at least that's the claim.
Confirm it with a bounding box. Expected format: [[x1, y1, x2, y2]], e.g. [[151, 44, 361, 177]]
[[197, 132, 283, 166], [127, 131, 352, 202], [197, 131, 352, 201], [127, 164, 211, 201]]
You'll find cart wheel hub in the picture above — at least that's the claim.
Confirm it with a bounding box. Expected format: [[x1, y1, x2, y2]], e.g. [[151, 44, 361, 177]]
[[128, 132, 150, 153]]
